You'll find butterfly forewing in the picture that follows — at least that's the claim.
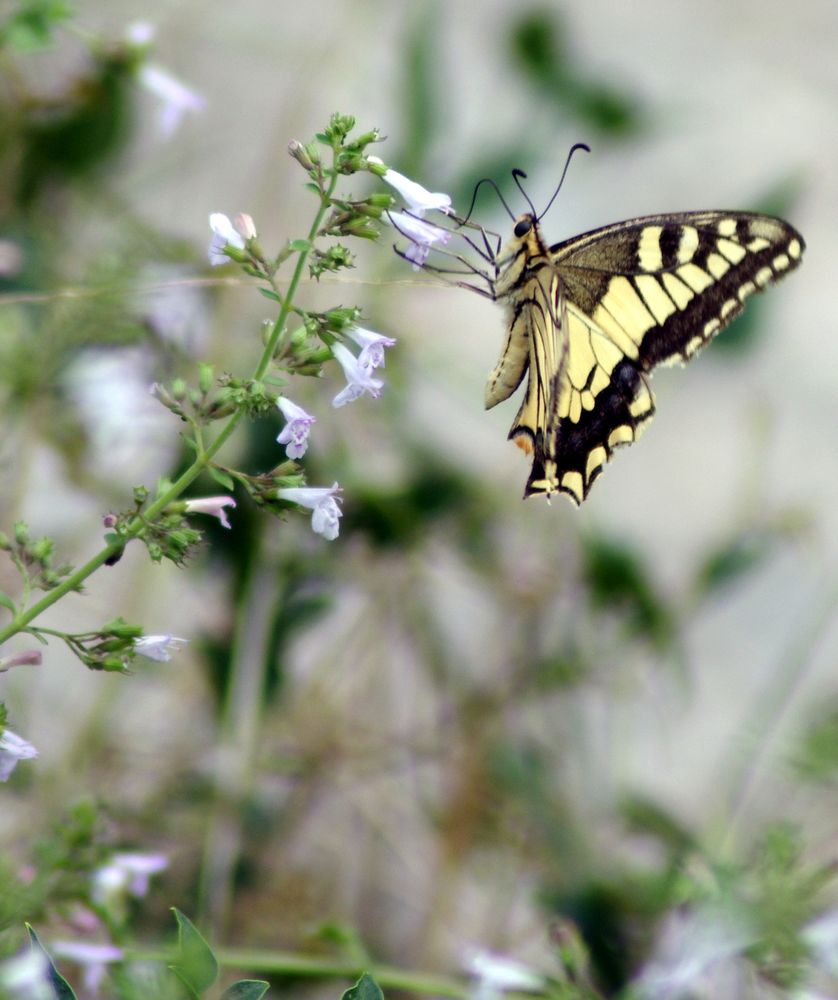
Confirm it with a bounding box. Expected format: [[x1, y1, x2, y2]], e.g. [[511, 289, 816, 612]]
[[489, 210, 804, 503]]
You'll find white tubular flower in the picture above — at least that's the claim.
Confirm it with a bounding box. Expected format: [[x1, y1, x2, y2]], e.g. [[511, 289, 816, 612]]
[[138, 64, 206, 138], [0, 947, 53, 1000], [51, 942, 123, 996], [92, 853, 168, 915], [184, 495, 236, 529], [368, 157, 452, 215], [208, 213, 245, 266], [465, 950, 546, 1000], [0, 730, 38, 782], [331, 344, 384, 407], [276, 483, 343, 541], [276, 397, 316, 459], [345, 326, 396, 372], [133, 635, 188, 662], [388, 210, 452, 269]]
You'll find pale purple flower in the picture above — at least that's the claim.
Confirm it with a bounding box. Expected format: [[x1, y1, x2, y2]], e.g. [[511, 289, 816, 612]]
[[464, 950, 545, 1000], [138, 64, 205, 139], [632, 906, 754, 1000], [133, 635, 188, 662], [368, 157, 452, 215], [124, 21, 155, 47], [0, 649, 42, 672], [346, 326, 396, 372], [208, 213, 245, 266], [276, 397, 316, 459], [331, 344, 384, 407], [277, 483, 343, 541], [0, 730, 38, 782], [184, 495, 236, 529], [51, 942, 123, 996], [92, 853, 168, 909], [388, 210, 452, 269], [0, 948, 54, 1000]]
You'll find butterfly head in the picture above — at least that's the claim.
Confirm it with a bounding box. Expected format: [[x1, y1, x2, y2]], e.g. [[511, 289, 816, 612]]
[[513, 215, 535, 239]]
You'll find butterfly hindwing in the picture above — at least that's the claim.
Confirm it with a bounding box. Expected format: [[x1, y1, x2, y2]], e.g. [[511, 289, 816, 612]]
[[490, 210, 804, 503]]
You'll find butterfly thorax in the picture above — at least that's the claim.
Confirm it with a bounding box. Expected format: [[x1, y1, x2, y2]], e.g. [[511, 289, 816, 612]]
[[493, 214, 552, 300]]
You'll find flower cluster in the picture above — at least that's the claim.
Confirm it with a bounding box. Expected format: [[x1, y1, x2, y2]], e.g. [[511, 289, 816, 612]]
[[207, 184, 408, 540], [367, 155, 454, 268], [195, 114, 455, 544]]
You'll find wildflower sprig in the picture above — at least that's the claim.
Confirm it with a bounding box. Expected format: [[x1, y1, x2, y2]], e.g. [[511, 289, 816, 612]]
[[0, 522, 75, 610], [0, 111, 451, 675]]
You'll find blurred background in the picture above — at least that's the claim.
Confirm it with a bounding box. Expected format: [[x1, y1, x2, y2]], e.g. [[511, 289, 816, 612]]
[[1, 0, 837, 997]]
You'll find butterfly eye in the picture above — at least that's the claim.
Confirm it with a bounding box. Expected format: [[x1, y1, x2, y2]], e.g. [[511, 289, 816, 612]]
[[514, 218, 532, 238]]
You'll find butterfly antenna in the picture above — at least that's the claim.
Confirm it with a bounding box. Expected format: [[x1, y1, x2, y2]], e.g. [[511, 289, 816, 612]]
[[538, 142, 591, 222], [512, 168, 537, 218], [461, 177, 516, 226]]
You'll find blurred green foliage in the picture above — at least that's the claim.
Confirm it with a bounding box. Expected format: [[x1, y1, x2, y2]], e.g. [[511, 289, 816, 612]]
[[0, 6, 828, 1000], [508, 9, 640, 136]]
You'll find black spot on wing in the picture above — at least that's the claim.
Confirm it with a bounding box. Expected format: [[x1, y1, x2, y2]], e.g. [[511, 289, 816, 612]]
[[525, 359, 654, 499]]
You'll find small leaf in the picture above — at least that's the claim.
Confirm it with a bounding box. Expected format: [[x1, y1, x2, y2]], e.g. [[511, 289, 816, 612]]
[[208, 467, 235, 491], [289, 239, 311, 252], [341, 973, 384, 1000], [221, 981, 270, 1000], [0, 590, 17, 613], [258, 287, 281, 303], [169, 909, 218, 999], [26, 924, 78, 1000]]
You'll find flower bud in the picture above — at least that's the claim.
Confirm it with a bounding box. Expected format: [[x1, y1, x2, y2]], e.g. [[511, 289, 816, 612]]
[[101, 656, 130, 673], [198, 363, 214, 395], [13, 522, 29, 546], [235, 213, 256, 240], [289, 325, 309, 348], [288, 140, 318, 171], [30, 538, 54, 564]]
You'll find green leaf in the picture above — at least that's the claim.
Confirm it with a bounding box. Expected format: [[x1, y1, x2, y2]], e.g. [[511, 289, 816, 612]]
[[208, 466, 235, 491], [258, 287, 281, 303], [2, 1, 73, 52], [221, 981, 270, 1000], [168, 909, 218, 998], [341, 973, 384, 1000], [0, 590, 17, 613], [289, 239, 311, 252], [694, 529, 773, 596], [26, 924, 78, 1000], [581, 533, 675, 649]]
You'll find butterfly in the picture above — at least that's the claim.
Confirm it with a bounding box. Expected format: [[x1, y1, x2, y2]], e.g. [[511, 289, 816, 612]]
[[400, 150, 805, 504]]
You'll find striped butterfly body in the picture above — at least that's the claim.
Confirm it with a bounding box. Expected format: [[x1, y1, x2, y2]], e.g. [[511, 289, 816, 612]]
[[486, 210, 804, 503]]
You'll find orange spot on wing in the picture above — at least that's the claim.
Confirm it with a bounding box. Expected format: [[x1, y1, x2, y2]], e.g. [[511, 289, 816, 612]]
[[512, 432, 533, 455]]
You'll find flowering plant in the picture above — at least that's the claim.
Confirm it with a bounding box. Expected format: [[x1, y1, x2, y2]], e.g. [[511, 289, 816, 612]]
[[0, 111, 453, 763]]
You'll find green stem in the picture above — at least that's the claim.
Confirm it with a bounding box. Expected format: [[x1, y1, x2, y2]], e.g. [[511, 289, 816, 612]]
[[125, 947, 468, 998], [0, 171, 339, 651]]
